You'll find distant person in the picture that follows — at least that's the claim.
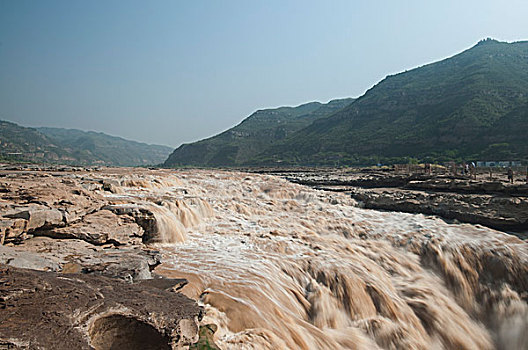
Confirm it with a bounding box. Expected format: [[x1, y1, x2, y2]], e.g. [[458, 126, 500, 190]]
[[526, 168, 528, 184], [464, 163, 469, 176], [470, 162, 476, 180], [507, 167, 513, 184]]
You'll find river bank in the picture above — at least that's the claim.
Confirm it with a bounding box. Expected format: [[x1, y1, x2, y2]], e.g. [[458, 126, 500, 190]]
[[248, 167, 528, 237], [0, 165, 209, 349]]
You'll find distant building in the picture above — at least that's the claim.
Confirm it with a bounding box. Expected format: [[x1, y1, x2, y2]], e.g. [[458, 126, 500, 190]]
[[476, 161, 522, 167]]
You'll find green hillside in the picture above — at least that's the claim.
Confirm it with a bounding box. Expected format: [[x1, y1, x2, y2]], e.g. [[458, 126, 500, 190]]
[[163, 98, 354, 167], [0, 121, 68, 163], [0, 120, 172, 166], [36, 127, 172, 166], [252, 39, 528, 165]]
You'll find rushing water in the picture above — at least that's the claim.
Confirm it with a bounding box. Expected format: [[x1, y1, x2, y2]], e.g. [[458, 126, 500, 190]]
[[120, 170, 527, 350]]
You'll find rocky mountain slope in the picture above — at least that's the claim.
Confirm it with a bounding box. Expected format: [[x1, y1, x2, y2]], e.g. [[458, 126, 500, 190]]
[[253, 39, 528, 165], [38, 127, 172, 166], [0, 120, 172, 166], [163, 98, 353, 167], [0, 121, 67, 163], [164, 39, 528, 167]]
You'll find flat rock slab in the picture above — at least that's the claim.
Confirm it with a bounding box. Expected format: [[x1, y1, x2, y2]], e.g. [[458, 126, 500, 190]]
[[45, 209, 143, 245], [0, 265, 202, 349], [6, 207, 64, 231], [0, 245, 60, 271]]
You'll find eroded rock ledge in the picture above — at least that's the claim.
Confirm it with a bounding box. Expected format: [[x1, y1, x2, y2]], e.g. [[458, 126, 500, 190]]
[[0, 166, 214, 349], [257, 168, 528, 235], [351, 187, 528, 235], [0, 168, 212, 246], [0, 265, 202, 349]]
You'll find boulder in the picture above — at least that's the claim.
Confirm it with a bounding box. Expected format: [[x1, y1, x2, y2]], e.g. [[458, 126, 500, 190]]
[[103, 204, 179, 244], [102, 179, 122, 194], [5, 208, 64, 232], [73, 249, 162, 282], [44, 210, 143, 245], [0, 218, 27, 244]]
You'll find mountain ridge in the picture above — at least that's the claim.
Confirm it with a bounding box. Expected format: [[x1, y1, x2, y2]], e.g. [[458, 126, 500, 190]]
[[249, 39, 528, 165], [0, 120, 172, 166], [163, 98, 354, 167]]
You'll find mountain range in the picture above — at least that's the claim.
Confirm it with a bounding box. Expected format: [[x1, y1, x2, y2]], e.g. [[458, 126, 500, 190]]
[[165, 39, 528, 167], [0, 121, 172, 166], [164, 98, 353, 167], [3, 39, 527, 168]]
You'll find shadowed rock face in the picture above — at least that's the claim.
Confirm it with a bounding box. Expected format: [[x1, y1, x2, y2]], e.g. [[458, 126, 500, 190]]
[[89, 315, 171, 350], [0, 265, 202, 349]]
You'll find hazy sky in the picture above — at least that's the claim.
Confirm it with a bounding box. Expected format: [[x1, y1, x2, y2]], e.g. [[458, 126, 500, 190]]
[[1, 1, 527, 147]]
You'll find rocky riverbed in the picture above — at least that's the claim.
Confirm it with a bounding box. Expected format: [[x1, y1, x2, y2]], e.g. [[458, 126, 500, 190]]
[[251, 168, 528, 237], [0, 165, 527, 349], [0, 165, 212, 349]]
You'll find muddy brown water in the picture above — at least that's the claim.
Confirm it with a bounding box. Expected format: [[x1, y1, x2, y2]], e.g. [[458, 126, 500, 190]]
[[115, 170, 528, 350]]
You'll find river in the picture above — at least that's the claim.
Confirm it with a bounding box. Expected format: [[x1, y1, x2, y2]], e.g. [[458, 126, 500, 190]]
[[120, 170, 527, 350]]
